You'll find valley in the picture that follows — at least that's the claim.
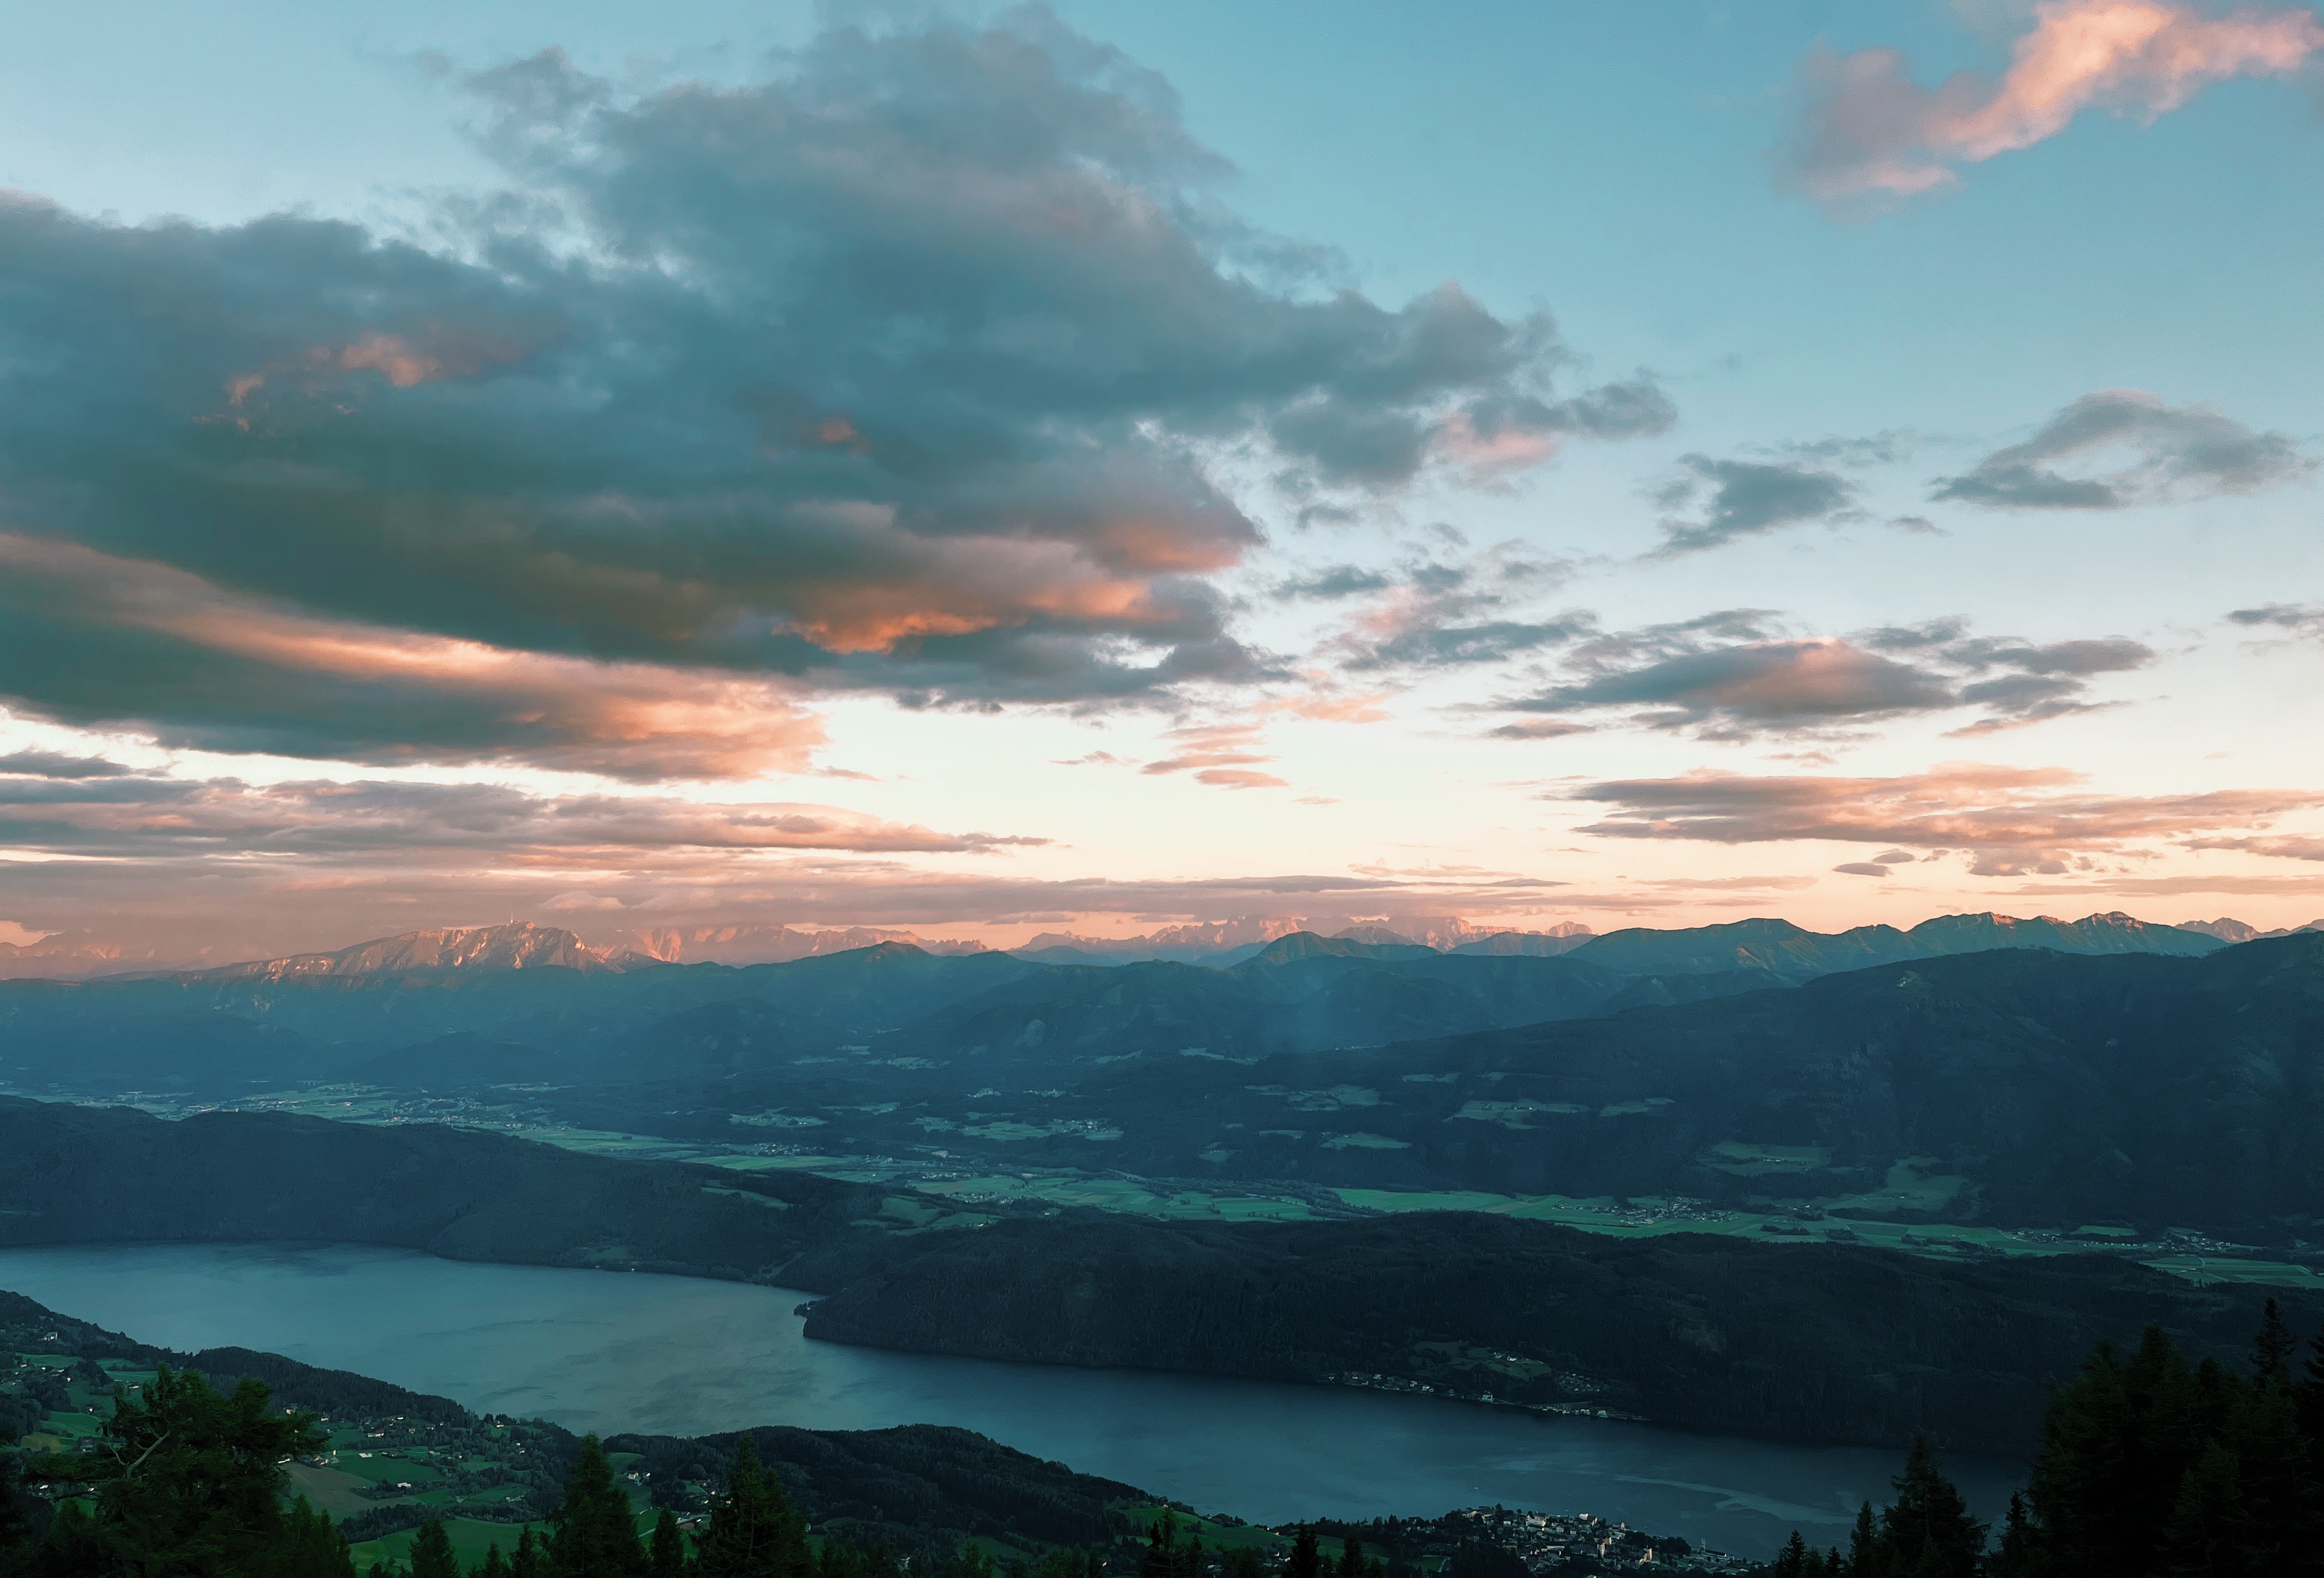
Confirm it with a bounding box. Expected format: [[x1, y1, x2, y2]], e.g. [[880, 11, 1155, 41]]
[[10, 916, 2323, 1293]]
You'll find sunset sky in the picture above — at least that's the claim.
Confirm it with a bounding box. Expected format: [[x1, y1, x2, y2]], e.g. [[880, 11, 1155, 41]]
[[2, 0, 2321, 961]]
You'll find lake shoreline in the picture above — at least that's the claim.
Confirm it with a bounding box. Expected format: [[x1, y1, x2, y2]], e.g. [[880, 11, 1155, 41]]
[[0, 1240, 2027, 1560]]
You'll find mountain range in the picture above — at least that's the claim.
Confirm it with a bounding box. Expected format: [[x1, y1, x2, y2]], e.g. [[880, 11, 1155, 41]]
[[7, 912, 2324, 1240]]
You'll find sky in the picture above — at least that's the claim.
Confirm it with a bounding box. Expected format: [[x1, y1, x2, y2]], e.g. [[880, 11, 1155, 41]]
[[1, 0, 2321, 962]]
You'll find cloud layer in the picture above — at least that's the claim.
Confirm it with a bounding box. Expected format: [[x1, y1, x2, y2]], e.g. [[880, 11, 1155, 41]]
[[1935, 390, 2310, 509], [1652, 454, 1863, 554], [1790, 0, 2324, 209], [1497, 612, 2153, 739], [0, 11, 1667, 778], [1571, 760, 2323, 875]]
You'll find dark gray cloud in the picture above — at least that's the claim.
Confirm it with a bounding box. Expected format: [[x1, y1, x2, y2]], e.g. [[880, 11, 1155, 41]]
[[1832, 861, 1891, 877], [1319, 545, 1589, 672], [1484, 718, 1594, 741], [0, 751, 141, 780], [1934, 390, 2311, 510], [1274, 565, 1396, 600], [1774, 431, 1915, 468], [0, 10, 1666, 777], [1652, 455, 1863, 554], [2229, 604, 2324, 641], [1500, 612, 2153, 739]]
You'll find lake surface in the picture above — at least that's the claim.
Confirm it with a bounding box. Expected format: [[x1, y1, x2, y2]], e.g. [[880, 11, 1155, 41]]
[[0, 1242, 2023, 1558]]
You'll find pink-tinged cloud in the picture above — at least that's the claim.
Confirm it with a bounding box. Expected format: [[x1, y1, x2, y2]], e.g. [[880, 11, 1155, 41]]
[[1140, 722, 1290, 788], [1256, 691, 1396, 724], [1571, 760, 2324, 873], [2184, 834, 2324, 860], [1192, 767, 1292, 790], [1792, 1, 2324, 208], [0, 532, 826, 780], [0, 769, 1040, 860], [224, 326, 546, 406]]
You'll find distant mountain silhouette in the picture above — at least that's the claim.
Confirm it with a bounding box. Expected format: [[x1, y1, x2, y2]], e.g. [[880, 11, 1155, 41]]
[[1451, 929, 1595, 957], [2176, 916, 2324, 943], [605, 922, 990, 964], [170, 921, 638, 981], [1569, 911, 2222, 981]]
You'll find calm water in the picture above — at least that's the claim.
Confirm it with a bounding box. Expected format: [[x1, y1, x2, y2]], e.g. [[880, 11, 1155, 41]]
[[0, 1242, 2022, 1558]]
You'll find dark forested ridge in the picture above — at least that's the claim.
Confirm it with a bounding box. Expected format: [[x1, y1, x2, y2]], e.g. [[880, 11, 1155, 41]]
[[979, 932, 2324, 1230], [794, 1211, 2316, 1456], [0, 1098, 882, 1279]]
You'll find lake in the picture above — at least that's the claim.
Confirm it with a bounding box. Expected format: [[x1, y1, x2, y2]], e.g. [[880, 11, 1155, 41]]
[[0, 1242, 2023, 1558]]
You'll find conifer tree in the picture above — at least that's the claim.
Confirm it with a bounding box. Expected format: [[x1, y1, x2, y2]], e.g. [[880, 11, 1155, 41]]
[[513, 1528, 544, 1578], [1772, 1531, 1808, 1578], [1843, 1501, 1878, 1578], [1286, 1528, 1321, 1578], [0, 1454, 29, 1577], [23, 1364, 329, 1577], [650, 1508, 689, 1578], [546, 1436, 648, 1578], [1221, 1546, 1266, 1578], [479, 1546, 514, 1578], [410, 1520, 460, 1578], [2022, 1341, 2147, 1573], [2157, 1441, 2245, 1575], [1334, 1535, 1364, 1578], [280, 1496, 358, 1578], [2224, 1375, 2315, 1572], [1873, 1435, 1983, 1577], [1137, 1515, 1177, 1578], [695, 1435, 809, 1578], [1983, 1494, 2036, 1578], [1170, 1532, 1204, 1578], [2252, 1300, 2297, 1389]]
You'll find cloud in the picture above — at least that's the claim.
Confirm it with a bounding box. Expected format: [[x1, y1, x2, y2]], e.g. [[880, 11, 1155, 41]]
[[0, 751, 1623, 959], [1499, 612, 2152, 739], [1933, 390, 2310, 510], [1569, 760, 2323, 874], [1772, 431, 1918, 468], [0, 533, 824, 780], [0, 758, 1044, 860], [1274, 566, 1397, 600], [0, 12, 1669, 778], [2229, 603, 2324, 641], [2183, 835, 2324, 861], [1254, 691, 1394, 724], [1832, 861, 1893, 876], [1651, 454, 1863, 554], [1485, 718, 1594, 741], [1789, 0, 2324, 211], [1322, 544, 1589, 672], [1137, 721, 1290, 788]]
